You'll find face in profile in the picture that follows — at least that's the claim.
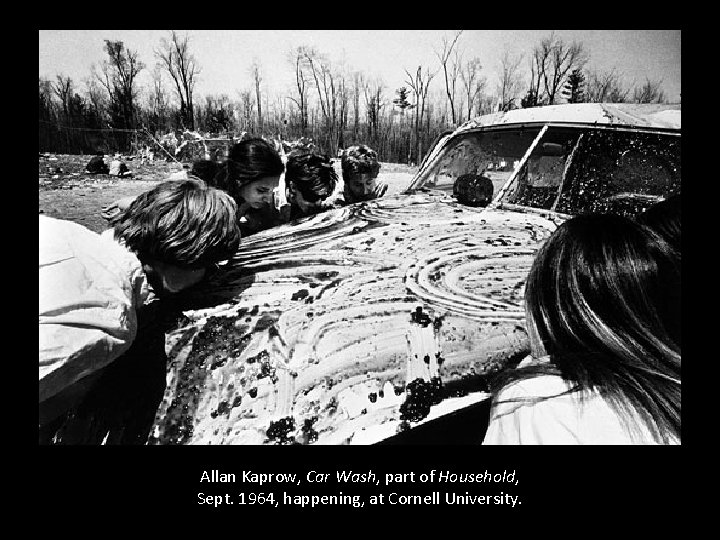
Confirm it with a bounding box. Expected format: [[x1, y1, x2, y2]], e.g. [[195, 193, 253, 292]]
[[238, 176, 280, 210], [346, 173, 377, 200], [142, 260, 207, 296]]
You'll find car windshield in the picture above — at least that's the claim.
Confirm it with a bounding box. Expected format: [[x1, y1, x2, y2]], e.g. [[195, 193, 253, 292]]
[[409, 128, 542, 197], [411, 125, 681, 217]]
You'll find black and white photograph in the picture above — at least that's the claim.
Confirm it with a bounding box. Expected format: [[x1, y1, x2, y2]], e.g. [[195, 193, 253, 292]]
[[38, 29, 681, 450]]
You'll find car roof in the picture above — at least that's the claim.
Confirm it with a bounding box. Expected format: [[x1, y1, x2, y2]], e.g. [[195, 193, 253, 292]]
[[456, 103, 681, 133]]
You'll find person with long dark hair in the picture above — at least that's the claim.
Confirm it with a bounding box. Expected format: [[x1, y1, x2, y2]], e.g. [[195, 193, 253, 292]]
[[482, 213, 680, 444], [213, 137, 285, 236], [637, 194, 681, 255]]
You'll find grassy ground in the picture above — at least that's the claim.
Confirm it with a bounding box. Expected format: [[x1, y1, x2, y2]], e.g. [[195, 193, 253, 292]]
[[39, 154, 419, 233]]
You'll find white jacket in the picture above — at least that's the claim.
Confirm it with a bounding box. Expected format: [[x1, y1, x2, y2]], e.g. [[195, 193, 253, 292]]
[[39, 216, 149, 402], [482, 374, 679, 445]]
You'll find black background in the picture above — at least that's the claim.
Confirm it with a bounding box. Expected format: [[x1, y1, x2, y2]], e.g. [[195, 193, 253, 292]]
[[31, 16, 698, 532]]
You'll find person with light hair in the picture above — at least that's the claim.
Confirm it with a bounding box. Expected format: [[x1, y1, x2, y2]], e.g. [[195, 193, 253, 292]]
[[40, 179, 241, 432]]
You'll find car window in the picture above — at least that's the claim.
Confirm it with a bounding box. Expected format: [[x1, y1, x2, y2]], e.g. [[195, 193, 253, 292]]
[[411, 128, 542, 196], [554, 130, 681, 216], [502, 128, 583, 210]]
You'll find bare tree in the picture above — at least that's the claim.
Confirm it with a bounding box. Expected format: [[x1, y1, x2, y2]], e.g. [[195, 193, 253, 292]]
[[287, 47, 311, 135], [337, 71, 350, 149], [436, 31, 463, 125], [39, 77, 56, 118], [92, 61, 114, 115], [352, 71, 364, 141], [632, 77, 667, 104], [405, 65, 437, 163], [95, 40, 144, 130], [52, 75, 73, 120], [496, 50, 524, 111], [84, 77, 108, 124], [303, 47, 345, 155], [535, 32, 589, 105], [585, 68, 630, 103], [156, 31, 200, 130], [460, 58, 486, 121], [524, 43, 552, 107], [364, 77, 384, 144], [250, 58, 263, 133], [146, 68, 170, 131], [475, 93, 495, 116], [237, 89, 255, 133]]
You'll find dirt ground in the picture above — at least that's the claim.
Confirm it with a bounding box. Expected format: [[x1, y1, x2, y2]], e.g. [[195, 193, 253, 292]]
[[38, 154, 419, 234], [39, 154, 187, 233]]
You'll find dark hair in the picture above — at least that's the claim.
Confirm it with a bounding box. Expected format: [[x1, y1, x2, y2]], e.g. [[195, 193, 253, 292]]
[[637, 194, 681, 254], [113, 179, 241, 269], [214, 138, 284, 203], [227, 137, 284, 183], [453, 173, 494, 206], [286, 153, 338, 203], [190, 160, 220, 184], [495, 213, 681, 443], [341, 144, 380, 179]]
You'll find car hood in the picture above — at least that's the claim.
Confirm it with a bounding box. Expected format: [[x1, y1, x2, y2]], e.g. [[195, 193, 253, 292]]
[[148, 191, 567, 445]]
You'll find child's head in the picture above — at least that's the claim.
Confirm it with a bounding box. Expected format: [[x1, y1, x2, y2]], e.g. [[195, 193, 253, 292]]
[[341, 145, 381, 202], [228, 137, 284, 182], [285, 152, 338, 215], [526, 213, 680, 358], [113, 179, 241, 294], [215, 138, 284, 209], [524, 213, 680, 441]]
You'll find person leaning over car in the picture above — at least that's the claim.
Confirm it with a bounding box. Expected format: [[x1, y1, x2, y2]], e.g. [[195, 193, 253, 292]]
[[211, 138, 286, 237], [39, 178, 240, 429], [482, 214, 680, 445], [282, 151, 339, 221], [338, 144, 388, 204], [102, 139, 285, 239]]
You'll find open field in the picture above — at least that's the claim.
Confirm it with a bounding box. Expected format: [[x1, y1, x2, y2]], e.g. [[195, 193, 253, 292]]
[[39, 154, 419, 233]]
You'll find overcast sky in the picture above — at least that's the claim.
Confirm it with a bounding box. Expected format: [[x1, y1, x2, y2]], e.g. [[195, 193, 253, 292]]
[[38, 30, 681, 104]]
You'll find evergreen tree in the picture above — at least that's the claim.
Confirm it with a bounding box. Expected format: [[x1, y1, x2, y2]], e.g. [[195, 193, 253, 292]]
[[561, 69, 586, 103], [393, 87, 415, 114]]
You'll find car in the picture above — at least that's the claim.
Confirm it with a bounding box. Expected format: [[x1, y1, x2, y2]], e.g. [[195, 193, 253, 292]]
[[50, 103, 681, 445]]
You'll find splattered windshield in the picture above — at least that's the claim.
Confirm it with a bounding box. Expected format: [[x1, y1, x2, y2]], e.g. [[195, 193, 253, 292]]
[[410, 128, 543, 199], [411, 126, 681, 217]]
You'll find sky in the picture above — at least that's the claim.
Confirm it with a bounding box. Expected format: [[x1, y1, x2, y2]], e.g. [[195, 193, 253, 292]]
[[38, 30, 681, 104]]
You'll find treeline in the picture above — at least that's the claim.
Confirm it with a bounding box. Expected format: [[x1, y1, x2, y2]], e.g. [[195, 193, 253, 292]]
[[39, 31, 675, 162]]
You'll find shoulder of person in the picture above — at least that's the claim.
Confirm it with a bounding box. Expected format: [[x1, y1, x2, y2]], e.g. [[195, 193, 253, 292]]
[[166, 169, 189, 181], [495, 374, 569, 402], [484, 375, 584, 445]]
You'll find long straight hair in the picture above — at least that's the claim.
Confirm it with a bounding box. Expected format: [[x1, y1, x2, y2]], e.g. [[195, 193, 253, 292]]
[[493, 214, 681, 443]]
